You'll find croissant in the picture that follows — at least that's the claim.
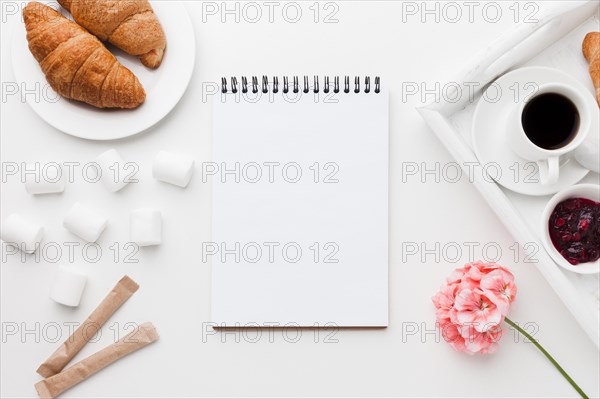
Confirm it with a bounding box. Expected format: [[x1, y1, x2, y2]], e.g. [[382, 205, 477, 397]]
[[583, 32, 600, 106], [57, 0, 166, 69], [24, 2, 145, 109]]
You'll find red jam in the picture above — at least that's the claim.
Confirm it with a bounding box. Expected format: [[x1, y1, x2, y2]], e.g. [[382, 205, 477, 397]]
[[548, 197, 600, 265]]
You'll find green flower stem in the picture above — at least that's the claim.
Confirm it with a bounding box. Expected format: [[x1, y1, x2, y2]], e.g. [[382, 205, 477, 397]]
[[504, 317, 588, 399]]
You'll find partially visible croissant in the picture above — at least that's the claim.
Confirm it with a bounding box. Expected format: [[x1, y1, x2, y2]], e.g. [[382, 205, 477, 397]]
[[583, 32, 600, 106], [57, 0, 167, 69], [24, 2, 145, 109]]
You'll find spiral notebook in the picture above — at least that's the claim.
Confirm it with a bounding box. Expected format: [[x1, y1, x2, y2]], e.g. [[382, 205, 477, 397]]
[[211, 76, 388, 327]]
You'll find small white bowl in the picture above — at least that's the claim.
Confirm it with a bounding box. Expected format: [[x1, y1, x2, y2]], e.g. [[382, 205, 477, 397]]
[[540, 184, 600, 274]]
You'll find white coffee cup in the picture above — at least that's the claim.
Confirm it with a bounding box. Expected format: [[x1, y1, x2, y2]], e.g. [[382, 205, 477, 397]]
[[507, 83, 592, 185]]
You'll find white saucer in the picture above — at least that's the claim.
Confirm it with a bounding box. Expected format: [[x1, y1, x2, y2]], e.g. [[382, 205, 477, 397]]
[[10, 1, 195, 140], [472, 66, 594, 196]]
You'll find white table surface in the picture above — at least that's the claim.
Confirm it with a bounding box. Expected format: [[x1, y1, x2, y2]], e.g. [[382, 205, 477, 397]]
[[1, 1, 599, 398]]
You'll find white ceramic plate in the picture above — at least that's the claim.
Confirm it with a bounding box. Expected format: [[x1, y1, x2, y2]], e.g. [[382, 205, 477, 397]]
[[472, 66, 594, 196], [10, 1, 195, 140], [540, 184, 600, 274]]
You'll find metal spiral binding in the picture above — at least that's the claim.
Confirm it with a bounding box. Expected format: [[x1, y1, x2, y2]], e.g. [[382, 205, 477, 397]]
[[221, 76, 381, 94]]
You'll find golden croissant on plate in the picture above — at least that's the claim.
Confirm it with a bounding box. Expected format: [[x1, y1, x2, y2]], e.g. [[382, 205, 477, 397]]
[[23, 2, 145, 109], [58, 0, 167, 69], [582, 32, 600, 106]]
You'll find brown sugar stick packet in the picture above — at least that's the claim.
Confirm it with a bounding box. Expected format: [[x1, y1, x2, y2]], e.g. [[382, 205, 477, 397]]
[[37, 275, 139, 378], [35, 322, 159, 399]]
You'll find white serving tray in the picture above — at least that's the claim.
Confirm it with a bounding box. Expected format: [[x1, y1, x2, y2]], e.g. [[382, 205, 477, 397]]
[[419, 1, 600, 348]]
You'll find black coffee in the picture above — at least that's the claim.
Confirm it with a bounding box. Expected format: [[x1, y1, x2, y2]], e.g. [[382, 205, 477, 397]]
[[521, 93, 579, 150]]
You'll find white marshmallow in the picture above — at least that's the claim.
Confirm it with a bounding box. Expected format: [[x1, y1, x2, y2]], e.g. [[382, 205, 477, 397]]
[[130, 208, 162, 246], [0, 213, 44, 254], [24, 162, 65, 195], [152, 151, 194, 188], [96, 149, 130, 193], [63, 203, 108, 242], [50, 265, 87, 307]]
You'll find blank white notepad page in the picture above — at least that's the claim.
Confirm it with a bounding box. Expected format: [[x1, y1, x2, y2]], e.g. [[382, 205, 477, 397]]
[[211, 88, 388, 327]]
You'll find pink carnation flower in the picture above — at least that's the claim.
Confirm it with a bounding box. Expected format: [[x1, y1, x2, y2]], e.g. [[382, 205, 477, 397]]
[[432, 261, 516, 355], [432, 261, 587, 397]]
